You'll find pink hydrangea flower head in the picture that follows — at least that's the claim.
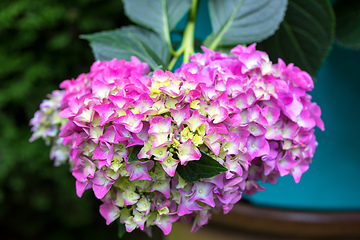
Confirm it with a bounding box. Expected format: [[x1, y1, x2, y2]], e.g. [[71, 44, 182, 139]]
[[30, 43, 323, 236]]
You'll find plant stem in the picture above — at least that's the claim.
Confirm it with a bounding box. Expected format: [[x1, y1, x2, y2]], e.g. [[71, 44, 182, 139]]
[[182, 0, 198, 63], [167, 0, 198, 71], [162, 0, 175, 54], [167, 55, 179, 71]]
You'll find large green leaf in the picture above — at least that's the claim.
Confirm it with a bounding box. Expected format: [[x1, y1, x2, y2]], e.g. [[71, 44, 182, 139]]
[[256, 0, 335, 76], [81, 25, 170, 70], [334, 0, 360, 50], [176, 151, 227, 184], [122, 0, 191, 44], [204, 0, 287, 49]]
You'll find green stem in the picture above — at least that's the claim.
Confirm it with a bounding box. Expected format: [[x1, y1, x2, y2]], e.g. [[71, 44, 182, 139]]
[[182, 0, 198, 63], [167, 0, 198, 71], [162, 0, 175, 54], [167, 45, 184, 70], [167, 55, 179, 71]]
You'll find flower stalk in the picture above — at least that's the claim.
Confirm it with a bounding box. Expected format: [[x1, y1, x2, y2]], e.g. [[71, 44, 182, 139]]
[[167, 0, 198, 71]]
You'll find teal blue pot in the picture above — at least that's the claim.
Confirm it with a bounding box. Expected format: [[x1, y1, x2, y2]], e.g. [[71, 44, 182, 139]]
[[245, 44, 360, 210]]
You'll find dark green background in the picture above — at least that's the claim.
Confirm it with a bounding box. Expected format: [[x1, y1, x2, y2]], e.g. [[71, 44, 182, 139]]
[[0, 0, 161, 239]]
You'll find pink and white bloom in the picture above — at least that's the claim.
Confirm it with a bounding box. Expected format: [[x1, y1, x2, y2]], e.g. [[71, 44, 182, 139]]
[[30, 44, 323, 236], [176, 139, 201, 165], [114, 109, 144, 133]]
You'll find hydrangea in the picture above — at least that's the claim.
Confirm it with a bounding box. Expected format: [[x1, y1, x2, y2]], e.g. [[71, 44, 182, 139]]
[[30, 44, 323, 235]]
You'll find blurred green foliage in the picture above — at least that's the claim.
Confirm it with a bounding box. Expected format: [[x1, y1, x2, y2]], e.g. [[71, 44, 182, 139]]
[[0, 0, 161, 239]]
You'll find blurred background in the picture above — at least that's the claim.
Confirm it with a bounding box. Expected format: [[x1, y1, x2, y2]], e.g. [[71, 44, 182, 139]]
[[1, 0, 359, 239], [0, 0, 159, 239]]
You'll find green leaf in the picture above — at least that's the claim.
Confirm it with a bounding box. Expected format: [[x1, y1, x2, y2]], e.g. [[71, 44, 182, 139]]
[[334, 0, 360, 50], [176, 152, 227, 184], [127, 145, 143, 163], [81, 25, 170, 70], [256, 0, 335, 76], [204, 0, 288, 49], [118, 221, 126, 238], [122, 0, 191, 47]]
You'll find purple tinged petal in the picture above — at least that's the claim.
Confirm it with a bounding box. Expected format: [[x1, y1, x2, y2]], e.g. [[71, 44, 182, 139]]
[[124, 217, 137, 233], [205, 122, 228, 135], [98, 125, 121, 143], [150, 179, 171, 198], [185, 110, 206, 132], [222, 132, 240, 155], [265, 120, 283, 140], [189, 182, 215, 207], [153, 214, 179, 235], [72, 156, 95, 181], [247, 135, 270, 159], [152, 133, 174, 148], [276, 151, 298, 176], [244, 180, 265, 195], [148, 146, 168, 161], [203, 172, 225, 189], [58, 107, 75, 119], [177, 189, 203, 216], [230, 43, 257, 55], [149, 116, 172, 134], [93, 142, 114, 167], [108, 94, 132, 109], [248, 122, 267, 136], [226, 77, 244, 98], [114, 109, 144, 133], [282, 120, 299, 139], [122, 187, 140, 205], [278, 92, 303, 121], [88, 125, 104, 144], [75, 180, 90, 197], [159, 81, 184, 97], [262, 156, 276, 176], [177, 139, 201, 165], [231, 93, 249, 111], [290, 159, 309, 183], [91, 79, 115, 99], [223, 113, 242, 126], [94, 103, 117, 126], [238, 50, 268, 74], [160, 154, 179, 177], [205, 103, 228, 124], [170, 105, 191, 127], [225, 157, 243, 178], [99, 202, 120, 225], [134, 121, 150, 142], [309, 102, 324, 131], [190, 208, 212, 233], [262, 105, 280, 126], [74, 106, 95, 125], [184, 70, 214, 87], [126, 160, 154, 181], [59, 100, 82, 119], [248, 105, 268, 125], [113, 124, 133, 141], [127, 133, 145, 147], [136, 197, 151, 215], [204, 131, 223, 156], [183, 89, 201, 103], [91, 170, 115, 199], [132, 93, 155, 114]]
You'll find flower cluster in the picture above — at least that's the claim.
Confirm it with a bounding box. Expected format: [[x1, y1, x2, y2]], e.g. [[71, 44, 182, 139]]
[[30, 44, 323, 235]]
